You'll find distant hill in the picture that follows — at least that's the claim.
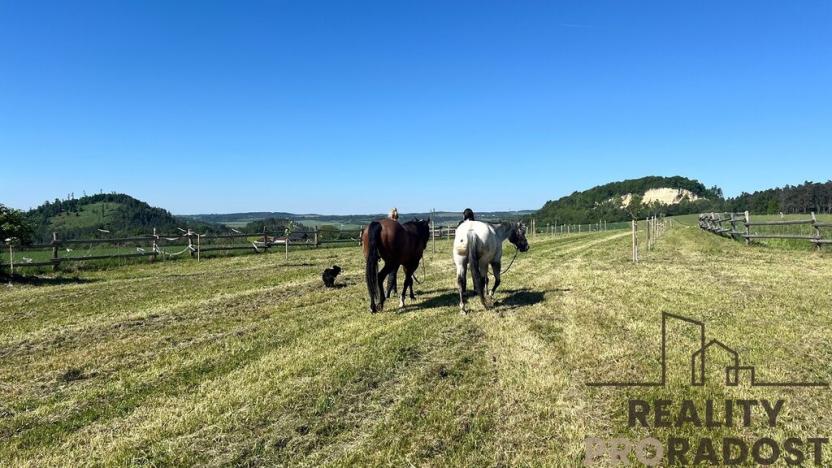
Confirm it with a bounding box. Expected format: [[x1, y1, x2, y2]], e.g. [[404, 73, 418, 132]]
[[26, 194, 221, 242], [536, 176, 723, 224], [182, 210, 536, 229]]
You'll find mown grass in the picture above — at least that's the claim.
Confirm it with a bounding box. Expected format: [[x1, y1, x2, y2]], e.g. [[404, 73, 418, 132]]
[[0, 225, 830, 466]]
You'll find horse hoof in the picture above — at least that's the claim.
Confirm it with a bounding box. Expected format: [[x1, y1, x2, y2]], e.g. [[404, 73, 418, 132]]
[[376, 303, 384, 312], [399, 298, 405, 308]]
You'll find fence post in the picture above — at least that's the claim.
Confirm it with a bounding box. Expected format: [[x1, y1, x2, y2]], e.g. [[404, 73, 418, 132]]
[[151, 228, 158, 262], [631, 220, 638, 263], [187, 229, 195, 257], [729, 213, 737, 239], [432, 215, 436, 254], [314, 227, 319, 247], [7, 242, 13, 280], [744, 211, 750, 245], [51, 232, 59, 271], [812, 212, 821, 251], [285, 237, 289, 260]]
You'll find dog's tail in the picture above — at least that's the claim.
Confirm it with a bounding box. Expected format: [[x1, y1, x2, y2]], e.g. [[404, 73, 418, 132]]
[[365, 221, 382, 310]]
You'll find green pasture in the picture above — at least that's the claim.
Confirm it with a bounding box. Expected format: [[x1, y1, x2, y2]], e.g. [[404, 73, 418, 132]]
[[0, 225, 830, 465]]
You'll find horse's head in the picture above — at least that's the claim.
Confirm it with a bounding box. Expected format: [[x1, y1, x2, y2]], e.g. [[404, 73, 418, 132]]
[[508, 222, 529, 252]]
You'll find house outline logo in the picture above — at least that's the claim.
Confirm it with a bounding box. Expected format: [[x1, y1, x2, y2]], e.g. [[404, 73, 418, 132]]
[[588, 312, 828, 388]]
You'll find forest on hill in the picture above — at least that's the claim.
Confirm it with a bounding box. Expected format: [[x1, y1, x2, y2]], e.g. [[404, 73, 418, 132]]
[[724, 180, 832, 215], [23, 194, 221, 243], [536, 176, 723, 224], [536, 177, 832, 225]]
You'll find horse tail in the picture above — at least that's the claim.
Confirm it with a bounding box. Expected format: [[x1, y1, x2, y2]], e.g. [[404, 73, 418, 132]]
[[467, 230, 483, 294], [365, 221, 382, 307]]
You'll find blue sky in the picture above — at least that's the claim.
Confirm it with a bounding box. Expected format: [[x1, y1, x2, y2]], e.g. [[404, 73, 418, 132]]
[[1, 1, 830, 214]]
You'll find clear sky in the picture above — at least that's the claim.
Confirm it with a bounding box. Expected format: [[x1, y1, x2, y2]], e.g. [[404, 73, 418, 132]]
[[1, 1, 830, 214]]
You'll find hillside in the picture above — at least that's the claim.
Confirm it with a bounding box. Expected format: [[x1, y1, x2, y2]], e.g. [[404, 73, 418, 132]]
[[536, 176, 722, 224], [25, 194, 220, 242], [183, 210, 536, 229]]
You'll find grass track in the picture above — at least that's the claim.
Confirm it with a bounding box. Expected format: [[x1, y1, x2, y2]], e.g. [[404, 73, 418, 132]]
[[1, 225, 831, 465]]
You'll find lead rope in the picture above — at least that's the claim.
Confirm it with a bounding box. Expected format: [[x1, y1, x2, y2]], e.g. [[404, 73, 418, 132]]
[[494, 245, 519, 276], [411, 258, 426, 284]]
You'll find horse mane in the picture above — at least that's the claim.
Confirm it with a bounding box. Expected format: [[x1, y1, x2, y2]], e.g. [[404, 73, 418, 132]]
[[402, 218, 430, 244]]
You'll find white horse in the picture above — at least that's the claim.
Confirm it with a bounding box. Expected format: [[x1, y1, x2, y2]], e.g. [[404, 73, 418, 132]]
[[453, 220, 529, 313]]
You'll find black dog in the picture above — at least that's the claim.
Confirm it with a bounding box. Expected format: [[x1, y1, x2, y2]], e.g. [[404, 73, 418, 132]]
[[322, 265, 341, 288]]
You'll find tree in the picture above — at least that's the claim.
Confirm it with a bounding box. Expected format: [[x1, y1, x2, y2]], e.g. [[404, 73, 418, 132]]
[[0, 204, 34, 245], [625, 194, 643, 220]]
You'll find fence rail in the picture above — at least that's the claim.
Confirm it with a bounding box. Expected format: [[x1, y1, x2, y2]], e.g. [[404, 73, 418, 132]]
[[699, 211, 828, 249], [1, 227, 337, 272], [3, 218, 633, 274]]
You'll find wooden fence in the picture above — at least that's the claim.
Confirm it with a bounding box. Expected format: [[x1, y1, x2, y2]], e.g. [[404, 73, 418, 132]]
[[699, 212, 831, 249], [3, 218, 633, 274], [1, 227, 362, 272]]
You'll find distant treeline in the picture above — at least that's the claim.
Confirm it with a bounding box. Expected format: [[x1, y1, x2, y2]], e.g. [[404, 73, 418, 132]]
[[536, 177, 832, 225], [723, 181, 832, 215]]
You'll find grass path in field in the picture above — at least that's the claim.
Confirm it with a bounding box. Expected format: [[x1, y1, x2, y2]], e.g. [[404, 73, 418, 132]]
[[1, 226, 831, 465]]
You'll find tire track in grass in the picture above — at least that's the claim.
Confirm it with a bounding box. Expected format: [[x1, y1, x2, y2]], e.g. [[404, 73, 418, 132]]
[[0, 277, 337, 408], [15, 301, 436, 465], [1, 304, 316, 457], [0, 265, 311, 340], [467, 231, 631, 465], [92, 311, 441, 466], [330, 320, 498, 467], [0, 273, 338, 366], [0, 284, 365, 459]]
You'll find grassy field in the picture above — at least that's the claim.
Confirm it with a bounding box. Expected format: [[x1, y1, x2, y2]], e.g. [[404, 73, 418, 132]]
[[1, 224, 831, 465]]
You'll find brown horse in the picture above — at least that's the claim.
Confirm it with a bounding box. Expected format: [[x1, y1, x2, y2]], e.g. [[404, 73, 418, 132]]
[[363, 218, 430, 313]]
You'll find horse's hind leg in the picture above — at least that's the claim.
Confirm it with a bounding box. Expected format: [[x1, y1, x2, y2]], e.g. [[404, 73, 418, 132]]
[[490, 260, 501, 298], [376, 263, 395, 312], [400, 267, 414, 309], [454, 255, 468, 314], [478, 260, 493, 309], [385, 269, 397, 299]]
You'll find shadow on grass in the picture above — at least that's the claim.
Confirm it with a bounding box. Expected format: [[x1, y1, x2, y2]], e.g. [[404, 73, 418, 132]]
[[497, 288, 546, 309], [0, 274, 99, 287], [416, 292, 459, 310], [387, 286, 571, 313]]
